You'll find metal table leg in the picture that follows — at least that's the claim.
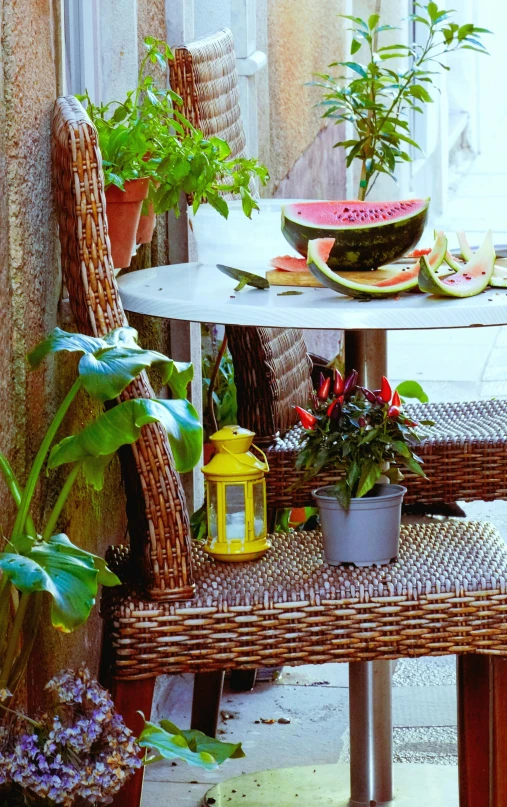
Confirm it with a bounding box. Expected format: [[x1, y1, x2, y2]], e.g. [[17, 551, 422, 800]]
[[202, 329, 457, 806]]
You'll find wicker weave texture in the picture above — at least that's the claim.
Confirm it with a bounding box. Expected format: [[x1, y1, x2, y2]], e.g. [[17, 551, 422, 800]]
[[169, 28, 255, 199], [51, 96, 194, 601], [266, 398, 507, 508], [103, 520, 507, 679], [226, 326, 313, 439]]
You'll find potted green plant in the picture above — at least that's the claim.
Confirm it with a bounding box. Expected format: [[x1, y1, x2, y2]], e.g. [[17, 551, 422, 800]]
[[295, 370, 432, 566], [79, 38, 268, 270], [313, 2, 489, 200]]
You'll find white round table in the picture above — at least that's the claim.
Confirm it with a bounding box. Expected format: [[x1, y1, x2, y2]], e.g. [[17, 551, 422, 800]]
[[118, 260, 507, 331], [118, 263, 507, 807]]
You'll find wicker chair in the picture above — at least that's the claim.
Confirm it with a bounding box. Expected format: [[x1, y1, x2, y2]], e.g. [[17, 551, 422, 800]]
[[52, 44, 507, 807]]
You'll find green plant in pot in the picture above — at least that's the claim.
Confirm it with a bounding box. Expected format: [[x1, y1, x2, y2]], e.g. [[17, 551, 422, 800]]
[[295, 370, 432, 566], [283, 3, 489, 274], [79, 37, 268, 270]]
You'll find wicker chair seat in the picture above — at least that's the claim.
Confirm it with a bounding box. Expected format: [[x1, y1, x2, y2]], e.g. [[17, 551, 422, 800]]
[[266, 398, 507, 508], [103, 519, 507, 679]]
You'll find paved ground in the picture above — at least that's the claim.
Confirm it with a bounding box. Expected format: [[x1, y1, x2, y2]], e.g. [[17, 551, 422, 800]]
[[142, 156, 507, 806]]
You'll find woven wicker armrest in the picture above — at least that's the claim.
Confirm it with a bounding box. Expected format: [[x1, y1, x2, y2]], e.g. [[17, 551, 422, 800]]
[[51, 96, 195, 602]]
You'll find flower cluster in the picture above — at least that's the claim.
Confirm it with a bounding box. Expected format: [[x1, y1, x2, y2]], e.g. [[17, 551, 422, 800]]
[[295, 370, 433, 508], [0, 668, 141, 806]]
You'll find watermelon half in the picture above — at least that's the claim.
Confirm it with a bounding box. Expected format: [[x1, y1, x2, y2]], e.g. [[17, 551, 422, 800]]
[[418, 231, 495, 297], [282, 199, 430, 270], [307, 238, 423, 299]]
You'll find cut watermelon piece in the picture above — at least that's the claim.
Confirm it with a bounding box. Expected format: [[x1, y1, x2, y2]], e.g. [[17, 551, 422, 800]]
[[270, 255, 309, 272], [418, 231, 495, 297], [457, 232, 507, 287], [282, 199, 430, 271], [307, 238, 421, 299]]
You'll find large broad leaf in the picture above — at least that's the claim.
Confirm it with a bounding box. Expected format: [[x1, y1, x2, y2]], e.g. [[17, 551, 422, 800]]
[[48, 398, 203, 487], [28, 327, 193, 402], [0, 534, 119, 632], [138, 720, 244, 770], [395, 380, 429, 404]]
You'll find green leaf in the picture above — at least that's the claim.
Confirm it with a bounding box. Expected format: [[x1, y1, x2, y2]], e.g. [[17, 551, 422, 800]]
[[356, 462, 382, 499], [48, 397, 203, 483], [351, 39, 361, 55], [409, 85, 433, 103], [0, 534, 119, 632], [138, 720, 244, 770], [28, 327, 192, 402], [368, 14, 380, 30], [342, 61, 368, 78], [395, 381, 429, 403]]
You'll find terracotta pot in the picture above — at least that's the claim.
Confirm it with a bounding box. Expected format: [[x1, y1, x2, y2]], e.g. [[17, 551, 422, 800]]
[[136, 201, 157, 245], [105, 178, 149, 270]]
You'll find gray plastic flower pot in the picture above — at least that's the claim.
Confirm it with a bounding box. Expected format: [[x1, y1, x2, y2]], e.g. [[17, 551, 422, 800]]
[[312, 483, 407, 567]]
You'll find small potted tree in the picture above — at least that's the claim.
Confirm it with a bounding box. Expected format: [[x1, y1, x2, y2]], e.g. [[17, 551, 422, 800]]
[[80, 38, 268, 271], [295, 370, 432, 566]]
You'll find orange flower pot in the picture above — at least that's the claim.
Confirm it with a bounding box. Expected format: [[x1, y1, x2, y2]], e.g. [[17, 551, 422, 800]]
[[136, 201, 157, 245], [105, 178, 149, 270]]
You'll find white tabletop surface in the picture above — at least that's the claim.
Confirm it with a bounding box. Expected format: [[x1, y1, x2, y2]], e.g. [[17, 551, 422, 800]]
[[118, 261, 507, 331]]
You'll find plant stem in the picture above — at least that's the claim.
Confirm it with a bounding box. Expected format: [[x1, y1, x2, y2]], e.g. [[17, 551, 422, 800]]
[[42, 462, 83, 541], [0, 453, 36, 539], [7, 592, 43, 697], [0, 591, 30, 689], [12, 378, 82, 544], [0, 580, 12, 662]]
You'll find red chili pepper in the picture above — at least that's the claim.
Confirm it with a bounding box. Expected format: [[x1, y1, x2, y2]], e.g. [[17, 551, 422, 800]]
[[327, 398, 340, 417], [405, 418, 418, 427], [392, 389, 401, 407], [361, 387, 376, 404], [358, 416, 366, 428], [318, 376, 331, 400], [295, 406, 317, 430], [330, 398, 342, 422], [380, 376, 392, 403], [375, 395, 384, 406], [333, 369, 344, 395], [388, 405, 400, 419], [343, 369, 358, 397]]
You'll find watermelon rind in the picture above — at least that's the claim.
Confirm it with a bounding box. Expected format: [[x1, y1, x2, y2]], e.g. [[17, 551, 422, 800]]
[[282, 199, 430, 271], [457, 231, 473, 262], [307, 238, 422, 299], [457, 231, 507, 287], [418, 231, 495, 298]]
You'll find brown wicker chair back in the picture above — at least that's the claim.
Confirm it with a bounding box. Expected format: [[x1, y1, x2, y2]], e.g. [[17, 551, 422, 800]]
[[51, 96, 195, 602], [169, 29, 313, 439]]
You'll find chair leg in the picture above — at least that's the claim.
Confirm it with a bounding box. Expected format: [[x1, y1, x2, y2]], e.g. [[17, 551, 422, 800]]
[[230, 669, 258, 691], [457, 654, 490, 807], [110, 678, 156, 807], [458, 654, 507, 807], [191, 670, 225, 737]]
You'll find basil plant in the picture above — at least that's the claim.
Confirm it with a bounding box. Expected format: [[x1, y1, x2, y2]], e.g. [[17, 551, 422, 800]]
[[0, 326, 202, 701]]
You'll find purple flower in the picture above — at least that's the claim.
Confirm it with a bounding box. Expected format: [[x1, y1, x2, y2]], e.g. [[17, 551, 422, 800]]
[[0, 667, 141, 805]]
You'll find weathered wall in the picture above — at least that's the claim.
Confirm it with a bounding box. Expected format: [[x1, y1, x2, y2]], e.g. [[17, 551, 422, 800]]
[[0, 0, 128, 709], [256, 0, 349, 198]]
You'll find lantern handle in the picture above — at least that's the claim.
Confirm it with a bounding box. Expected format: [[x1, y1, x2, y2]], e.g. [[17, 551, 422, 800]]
[[222, 443, 270, 473]]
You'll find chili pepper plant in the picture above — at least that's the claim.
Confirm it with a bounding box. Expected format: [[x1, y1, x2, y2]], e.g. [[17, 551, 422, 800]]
[[295, 370, 433, 509]]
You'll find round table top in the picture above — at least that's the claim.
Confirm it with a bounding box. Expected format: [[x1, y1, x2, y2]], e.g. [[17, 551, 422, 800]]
[[118, 262, 507, 331]]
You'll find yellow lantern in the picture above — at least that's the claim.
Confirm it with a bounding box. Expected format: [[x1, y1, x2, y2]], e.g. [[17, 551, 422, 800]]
[[202, 425, 270, 561]]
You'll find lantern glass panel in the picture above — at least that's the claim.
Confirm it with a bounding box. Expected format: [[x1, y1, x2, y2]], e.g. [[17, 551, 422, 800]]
[[253, 481, 266, 537], [208, 481, 219, 541], [225, 484, 246, 541]]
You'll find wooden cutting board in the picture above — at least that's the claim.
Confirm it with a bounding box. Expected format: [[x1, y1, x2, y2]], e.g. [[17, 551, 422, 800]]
[[266, 269, 323, 287]]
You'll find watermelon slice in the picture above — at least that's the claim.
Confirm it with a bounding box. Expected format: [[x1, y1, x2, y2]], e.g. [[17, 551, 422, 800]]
[[418, 231, 495, 297], [307, 238, 424, 299], [270, 255, 309, 272], [281, 198, 430, 271], [457, 231, 507, 288]]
